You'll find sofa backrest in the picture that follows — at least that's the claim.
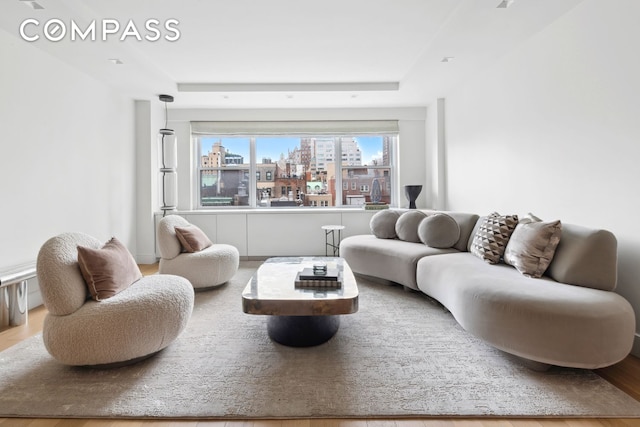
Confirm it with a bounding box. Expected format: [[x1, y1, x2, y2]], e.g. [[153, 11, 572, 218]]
[[464, 214, 618, 291], [545, 223, 617, 291]]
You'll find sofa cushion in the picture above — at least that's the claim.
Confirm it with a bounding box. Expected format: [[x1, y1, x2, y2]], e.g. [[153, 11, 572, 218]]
[[77, 237, 143, 301], [470, 213, 518, 264], [545, 224, 618, 291], [504, 216, 562, 278], [418, 213, 460, 248], [43, 274, 194, 366], [416, 252, 635, 369], [175, 225, 213, 253], [370, 210, 401, 239], [395, 211, 428, 242], [340, 234, 458, 290], [424, 211, 480, 252]]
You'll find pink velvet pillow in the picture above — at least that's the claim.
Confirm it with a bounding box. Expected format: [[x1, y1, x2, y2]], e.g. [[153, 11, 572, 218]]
[[77, 237, 142, 301], [175, 225, 213, 253]]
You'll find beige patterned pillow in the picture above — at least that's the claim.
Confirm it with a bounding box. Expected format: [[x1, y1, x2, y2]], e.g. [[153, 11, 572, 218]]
[[504, 215, 562, 278], [470, 212, 518, 264]]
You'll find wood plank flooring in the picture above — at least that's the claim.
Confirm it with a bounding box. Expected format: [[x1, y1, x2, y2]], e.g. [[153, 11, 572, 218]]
[[1, 264, 639, 427]]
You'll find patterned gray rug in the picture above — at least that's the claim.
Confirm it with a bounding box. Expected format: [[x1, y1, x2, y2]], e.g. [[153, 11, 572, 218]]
[[1, 261, 640, 419]]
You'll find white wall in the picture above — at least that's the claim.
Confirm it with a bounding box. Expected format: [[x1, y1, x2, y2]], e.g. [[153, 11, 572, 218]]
[[0, 28, 136, 307], [441, 0, 640, 353], [425, 98, 446, 210], [134, 100, 165, 263]]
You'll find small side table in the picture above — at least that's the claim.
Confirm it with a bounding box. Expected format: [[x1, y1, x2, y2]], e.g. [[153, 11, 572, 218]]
[[322, 225, 345, 256]]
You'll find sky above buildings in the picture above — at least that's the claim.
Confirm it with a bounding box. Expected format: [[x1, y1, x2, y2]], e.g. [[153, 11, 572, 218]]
[[201, 136, 384, 166]]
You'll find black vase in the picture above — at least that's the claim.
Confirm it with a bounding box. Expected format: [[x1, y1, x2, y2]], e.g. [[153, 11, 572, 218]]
[[404, 185, 422, 209]]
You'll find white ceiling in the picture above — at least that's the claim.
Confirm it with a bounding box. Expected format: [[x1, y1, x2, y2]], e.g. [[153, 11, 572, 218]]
[[1, 0, 584, 108]]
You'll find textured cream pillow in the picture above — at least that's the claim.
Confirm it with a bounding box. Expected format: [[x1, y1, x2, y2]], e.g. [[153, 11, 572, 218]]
[[418, 213, 460, 248], [77, 237, 143, 301], [395, 211, 428, 242], [369, 210, 401, 239], [175, 225, 213, 252], [470, 212, 518, 264], [504, 215, 562, 278]]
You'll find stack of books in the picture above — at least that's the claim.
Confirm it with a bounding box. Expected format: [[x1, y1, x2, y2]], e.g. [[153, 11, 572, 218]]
[[364, 202, 389, 210], [295, 268, 342, 289]]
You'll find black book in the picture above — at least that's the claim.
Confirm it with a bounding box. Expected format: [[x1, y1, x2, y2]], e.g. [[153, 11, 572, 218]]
[[297, 267, 340, 281]]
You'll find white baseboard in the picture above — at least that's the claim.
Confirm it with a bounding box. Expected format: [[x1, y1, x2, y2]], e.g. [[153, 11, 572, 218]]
[[136, 254, 159, 264]]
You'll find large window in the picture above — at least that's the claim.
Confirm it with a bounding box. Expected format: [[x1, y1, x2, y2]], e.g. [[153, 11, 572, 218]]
[[192, 121, 398, 209]]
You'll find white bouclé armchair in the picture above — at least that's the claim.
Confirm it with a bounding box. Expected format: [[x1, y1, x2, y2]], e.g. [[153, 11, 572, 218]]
[[37, 232, 194, 367], [157, 215, 239, 290]]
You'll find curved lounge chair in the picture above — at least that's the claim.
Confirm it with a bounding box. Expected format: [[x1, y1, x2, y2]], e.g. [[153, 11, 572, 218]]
[[157, 215, 239, 290], [37, 232, 194, 367]]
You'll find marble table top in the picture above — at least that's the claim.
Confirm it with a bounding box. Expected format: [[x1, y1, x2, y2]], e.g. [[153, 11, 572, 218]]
[[242, 257, 359, 316]]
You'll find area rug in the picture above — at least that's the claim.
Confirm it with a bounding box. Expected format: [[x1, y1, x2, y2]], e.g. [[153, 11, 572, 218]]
[[1, 261, 640, 419]]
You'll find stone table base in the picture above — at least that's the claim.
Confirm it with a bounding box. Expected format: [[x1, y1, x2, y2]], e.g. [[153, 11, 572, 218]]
[[267, 315, 340, 347]]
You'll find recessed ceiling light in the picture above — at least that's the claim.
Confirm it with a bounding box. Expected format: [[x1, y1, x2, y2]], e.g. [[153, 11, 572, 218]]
[[441, 56, 455, 63], [19, 0, 44, 9], [108, 58, 123, 65], [497, 0, 514, 8]]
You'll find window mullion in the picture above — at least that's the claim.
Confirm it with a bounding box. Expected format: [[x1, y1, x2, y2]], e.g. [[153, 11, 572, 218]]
[[249, 137, 256, 208], [335, 137, 342, 207], [195, 136, 202, 209]]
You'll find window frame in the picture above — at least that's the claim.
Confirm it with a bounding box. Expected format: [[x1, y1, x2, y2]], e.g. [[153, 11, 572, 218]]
[[193, 124, 398, 210]]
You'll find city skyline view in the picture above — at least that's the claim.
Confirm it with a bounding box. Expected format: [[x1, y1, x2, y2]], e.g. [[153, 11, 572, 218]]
[[197, 134, 394, 208], [200, 136, 385, 166]]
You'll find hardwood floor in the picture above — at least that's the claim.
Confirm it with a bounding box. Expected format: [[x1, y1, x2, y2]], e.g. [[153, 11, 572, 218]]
[[1, 264, 639, 427]]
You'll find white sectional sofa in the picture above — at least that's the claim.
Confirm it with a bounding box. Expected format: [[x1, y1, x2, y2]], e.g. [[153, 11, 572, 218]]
[[340, 209, 636, 370]]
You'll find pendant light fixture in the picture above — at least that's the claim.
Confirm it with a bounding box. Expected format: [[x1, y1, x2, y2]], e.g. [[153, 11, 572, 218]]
[[158, 94, 177, 215]]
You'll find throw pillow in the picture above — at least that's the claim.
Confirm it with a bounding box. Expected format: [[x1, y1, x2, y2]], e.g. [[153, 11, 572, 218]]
[[370, 209, 401, 239], [418, 213, 461, 248], [395, 211, 428, 243], [175, 225, 213, 253], [504, 216, 562, 278], [470, 212, 519, 264], [77, 237, 143, 301]]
